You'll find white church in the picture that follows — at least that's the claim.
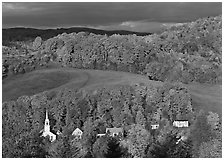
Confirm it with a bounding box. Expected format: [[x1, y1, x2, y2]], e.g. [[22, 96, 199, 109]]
[[40, 110, 56, 142], [40, 110, 83, 142]]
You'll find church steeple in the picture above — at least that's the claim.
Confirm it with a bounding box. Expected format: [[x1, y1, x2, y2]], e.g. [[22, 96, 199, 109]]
[[41, 109, 56, 142], [46, 109, 48, 120], [44, 109, 50, 132]]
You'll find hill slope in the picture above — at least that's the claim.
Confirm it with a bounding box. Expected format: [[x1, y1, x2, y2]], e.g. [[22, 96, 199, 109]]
[[2, 68, 221, 115], [2, 27, 151, 45]]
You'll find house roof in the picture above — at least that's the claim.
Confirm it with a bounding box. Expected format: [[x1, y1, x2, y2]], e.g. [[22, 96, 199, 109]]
[[106, 128, 123, 133], [72, 128, 83, 135]]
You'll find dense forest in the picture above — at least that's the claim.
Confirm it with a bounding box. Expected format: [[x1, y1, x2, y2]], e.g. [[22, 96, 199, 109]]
[[2, 15, 222, 158]]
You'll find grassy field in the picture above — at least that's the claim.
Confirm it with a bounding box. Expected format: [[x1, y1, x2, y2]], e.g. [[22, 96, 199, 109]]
[[186, 83, 222, 115], [2, 67, 162, 102], [2, 67, 221, 115]]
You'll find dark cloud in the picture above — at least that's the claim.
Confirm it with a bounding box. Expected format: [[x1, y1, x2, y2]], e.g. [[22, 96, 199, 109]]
[[2, 2, 222, 32]]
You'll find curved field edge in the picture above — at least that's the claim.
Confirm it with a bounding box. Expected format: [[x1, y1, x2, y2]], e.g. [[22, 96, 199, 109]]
[[2, 68, 221, 115]]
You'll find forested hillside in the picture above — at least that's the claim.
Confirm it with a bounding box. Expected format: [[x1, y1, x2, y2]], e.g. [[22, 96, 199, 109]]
[[2, 82, 222, 158], [2, 27, 151, 46], [3, 15, 222, 84]]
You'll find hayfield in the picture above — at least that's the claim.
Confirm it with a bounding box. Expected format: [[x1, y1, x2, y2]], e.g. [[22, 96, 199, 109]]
[[2, 67, 221, 115]]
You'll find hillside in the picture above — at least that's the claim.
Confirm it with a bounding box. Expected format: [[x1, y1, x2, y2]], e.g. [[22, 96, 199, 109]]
[[2, 67, 162, 102], [3, 15, 221, 84], [2, 27, 151, 46], [3, 67, 221, 116]]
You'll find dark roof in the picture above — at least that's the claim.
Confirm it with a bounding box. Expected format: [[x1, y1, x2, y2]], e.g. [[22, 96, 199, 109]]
[[106, 128, 123, 133]]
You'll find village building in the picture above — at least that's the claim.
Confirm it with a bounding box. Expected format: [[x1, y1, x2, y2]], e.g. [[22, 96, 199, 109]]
[[40, 110, 56, 142], [56, 130, 62, 135], [106, 128, 123, 137], [72, 128, 83, 139], [96, 133, 106, 138], [151, 124, 159, 130], [173, 120, 189, 128]]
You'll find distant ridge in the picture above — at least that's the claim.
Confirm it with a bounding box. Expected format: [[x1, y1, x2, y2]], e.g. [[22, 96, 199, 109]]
[[2, 27, 151, 44]]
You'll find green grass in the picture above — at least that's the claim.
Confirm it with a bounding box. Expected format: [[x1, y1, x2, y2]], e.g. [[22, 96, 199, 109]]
[[2, 67, 161, 102], [186, 83, 222, 115], [2, 67, 221, 115]]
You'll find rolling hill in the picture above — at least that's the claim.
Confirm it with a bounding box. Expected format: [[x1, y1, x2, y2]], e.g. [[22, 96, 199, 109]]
[[2, 67, 221, 115], [2, 27, 151, 46]]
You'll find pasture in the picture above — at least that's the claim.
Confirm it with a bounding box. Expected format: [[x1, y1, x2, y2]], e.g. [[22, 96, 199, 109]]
[[2, 67, 221, 115]]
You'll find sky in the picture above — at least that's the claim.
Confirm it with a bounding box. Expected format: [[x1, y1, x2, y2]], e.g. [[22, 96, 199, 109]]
[[2, 2, 222, 32]]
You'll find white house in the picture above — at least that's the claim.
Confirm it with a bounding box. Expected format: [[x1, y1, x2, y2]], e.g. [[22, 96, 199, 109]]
[[72, 128, 83, 139], [151, 124, 159, 130], [41, 110, 56, 142], [173, 120, 189, 128]]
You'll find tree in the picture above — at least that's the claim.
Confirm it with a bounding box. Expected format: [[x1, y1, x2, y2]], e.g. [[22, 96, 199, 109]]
[[33, 36, 42, 50], [149, 132, 193, 158], [121, 124, 151, 157], [189, 110, 214, 156], [81, 117, 97, 152], [92, 136, 109, 157], [207, 111, 220, 130], [3, 131, 48, 158], [105, 137, 126, 158], [135, 108, 146, 127], [48, 134, 78, 158], [199, 138, 222, 158]]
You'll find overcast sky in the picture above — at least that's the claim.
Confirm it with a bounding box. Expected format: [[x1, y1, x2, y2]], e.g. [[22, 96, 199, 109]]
[[2, 2, 222, 32]]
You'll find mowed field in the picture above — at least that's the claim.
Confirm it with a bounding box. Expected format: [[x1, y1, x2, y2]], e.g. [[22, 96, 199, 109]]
[[2, 67, 222, 115]]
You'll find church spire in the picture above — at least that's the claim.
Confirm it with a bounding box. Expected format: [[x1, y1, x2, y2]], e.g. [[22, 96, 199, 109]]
[[46, 109, 48, 120], [44, 109, 50, 132]]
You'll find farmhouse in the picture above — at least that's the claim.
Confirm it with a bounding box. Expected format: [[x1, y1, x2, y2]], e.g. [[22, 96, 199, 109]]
[[173, 120, 189, 128], [151, 124, 159, 130], [106, 127, 123, 137]]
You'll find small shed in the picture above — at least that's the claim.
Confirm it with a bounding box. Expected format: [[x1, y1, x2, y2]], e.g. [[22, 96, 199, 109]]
[[106, 128, 123, 137], [96, 133, 106, 138], [57, 130, 62, 135]]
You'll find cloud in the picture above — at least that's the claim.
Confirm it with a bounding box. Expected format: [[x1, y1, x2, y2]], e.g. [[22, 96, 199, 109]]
[[2, 2, 44, 14], [3, 3, 25, 10], [2, 2, 222, 31], [96, 21, 182, 33], [120, 21, 137, 28]]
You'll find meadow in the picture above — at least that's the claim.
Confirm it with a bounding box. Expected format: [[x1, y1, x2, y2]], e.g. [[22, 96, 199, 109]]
[[3, 67, 221, 115]]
